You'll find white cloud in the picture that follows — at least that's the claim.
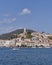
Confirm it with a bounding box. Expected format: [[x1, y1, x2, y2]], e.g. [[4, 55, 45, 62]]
[[3, 13, 10, 17], [0, 18, 16, 24], [19, 8, 31, 15], [11, 18, 16, 22]]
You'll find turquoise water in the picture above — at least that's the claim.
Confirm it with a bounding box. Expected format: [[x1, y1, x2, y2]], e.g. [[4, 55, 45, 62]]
[[0, 48, 52, 65]]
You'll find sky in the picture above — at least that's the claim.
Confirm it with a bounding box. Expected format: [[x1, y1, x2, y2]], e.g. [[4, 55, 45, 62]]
[[0, 0, 52, 34]]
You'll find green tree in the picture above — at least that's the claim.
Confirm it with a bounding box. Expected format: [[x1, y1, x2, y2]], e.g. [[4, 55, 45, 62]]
[[21, 37, 24, 40], [48, 36, 52, 40], [26, 32, 32, 39]]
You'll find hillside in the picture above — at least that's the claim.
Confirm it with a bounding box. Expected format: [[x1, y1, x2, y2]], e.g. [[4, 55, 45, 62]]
[[0, 28, 35, 40]]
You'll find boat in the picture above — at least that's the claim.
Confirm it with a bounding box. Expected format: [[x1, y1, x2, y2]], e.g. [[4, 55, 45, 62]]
[[12, 48, 16, 50], [12, 48, 19, 50]]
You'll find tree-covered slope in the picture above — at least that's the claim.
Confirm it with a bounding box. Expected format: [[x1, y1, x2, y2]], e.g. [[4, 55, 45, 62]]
[[0, 29, 35, 40]]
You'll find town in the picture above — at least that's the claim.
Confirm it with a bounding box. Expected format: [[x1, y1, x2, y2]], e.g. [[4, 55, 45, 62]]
[[0, 28, 52, 48]]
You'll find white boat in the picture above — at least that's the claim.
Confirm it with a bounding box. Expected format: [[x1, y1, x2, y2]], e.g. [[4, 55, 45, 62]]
[[12, 48, 16, 50], [12, 48, 19, 50], [45, 47, 50, 48], [32, 46, 36, 48]]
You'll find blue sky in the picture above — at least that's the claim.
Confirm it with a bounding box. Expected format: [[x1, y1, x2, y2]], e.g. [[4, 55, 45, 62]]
[[0, 0, 52, 34]]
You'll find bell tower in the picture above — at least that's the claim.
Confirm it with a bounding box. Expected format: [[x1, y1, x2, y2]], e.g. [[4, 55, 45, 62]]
[[24, 28, 26, 33]]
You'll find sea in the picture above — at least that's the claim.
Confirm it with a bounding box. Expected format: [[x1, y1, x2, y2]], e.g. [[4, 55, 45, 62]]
[[0, 48, 52, 65]]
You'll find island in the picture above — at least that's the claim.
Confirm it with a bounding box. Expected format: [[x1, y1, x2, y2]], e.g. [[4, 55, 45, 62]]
[[0, 28, 52, 48]]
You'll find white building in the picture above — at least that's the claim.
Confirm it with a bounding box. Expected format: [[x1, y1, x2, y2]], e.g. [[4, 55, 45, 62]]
[[4, 40, 10, 47]]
